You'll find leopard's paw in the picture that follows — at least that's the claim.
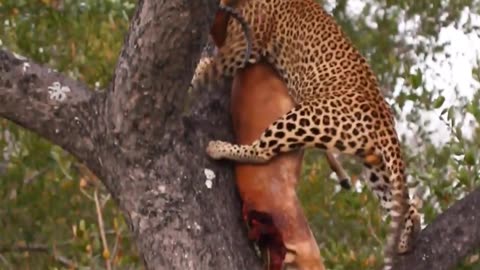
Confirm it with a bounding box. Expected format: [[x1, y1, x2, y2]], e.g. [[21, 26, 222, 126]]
[[206, 140, 230, 160]]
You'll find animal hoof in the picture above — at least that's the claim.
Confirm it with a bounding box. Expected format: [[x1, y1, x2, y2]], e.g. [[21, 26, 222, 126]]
[[339, 178, 351, 190]]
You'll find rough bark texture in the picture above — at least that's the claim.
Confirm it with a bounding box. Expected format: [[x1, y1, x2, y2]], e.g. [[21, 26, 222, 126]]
[[99, 1, 260, 268], [0, 0, 479, 270], [393, 187, 480, 270], [0, 50, 103, 164], [1, 0, 261, 269]]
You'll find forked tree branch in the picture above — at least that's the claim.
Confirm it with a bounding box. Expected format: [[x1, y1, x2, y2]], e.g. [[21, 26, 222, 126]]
[[0, 1, 262, 268], [0, 49, 104, 163], [394, 187, 480, 270]]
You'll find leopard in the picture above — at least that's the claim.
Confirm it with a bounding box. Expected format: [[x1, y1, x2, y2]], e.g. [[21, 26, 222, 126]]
[[200, 3, 353, 190], [191, 0, 422, 268]]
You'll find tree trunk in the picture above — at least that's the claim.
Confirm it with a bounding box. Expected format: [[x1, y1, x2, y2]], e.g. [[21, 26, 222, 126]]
[[0, 0, 261, 269], [0, 1, 479, 270]]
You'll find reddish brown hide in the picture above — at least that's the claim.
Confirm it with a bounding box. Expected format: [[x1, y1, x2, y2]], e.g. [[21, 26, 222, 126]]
[[231, 63, 325, 270], [209, 9, 325, 270], [210, 10, 229, 48]]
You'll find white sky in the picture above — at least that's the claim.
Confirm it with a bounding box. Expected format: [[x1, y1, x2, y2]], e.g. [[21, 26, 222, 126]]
[[329, 0, 480, 145], [399, 7, 480, 145]]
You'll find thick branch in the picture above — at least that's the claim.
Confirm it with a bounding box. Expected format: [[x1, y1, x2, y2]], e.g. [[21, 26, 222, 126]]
[[0, 49, 104, 163], [97, 0, 262, 269], [1, 0, 258, 268], [394, 187, 480, 270]]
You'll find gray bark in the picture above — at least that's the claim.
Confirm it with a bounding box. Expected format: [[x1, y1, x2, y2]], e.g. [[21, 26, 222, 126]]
[[0, 0, 479, 270], [393, 187, 480, 270], [0, 0, 260, 269], [0, 49, 102, 164]]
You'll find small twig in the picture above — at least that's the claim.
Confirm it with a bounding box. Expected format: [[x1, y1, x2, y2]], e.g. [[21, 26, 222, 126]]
[[367, 216, 383, 245], [94, 189, 112, 270], [111, 230, 122, 267], [0, 243, 49, 253], [80, 188, 95, 201], [0, 242, 71, 253], [23, 167, 49, 184], [0, 242, 76, 268], [104, 229, 120, 235], [52, 248, 77, 268], [0, 254, 12, 270], [101, 193, 112, 208]]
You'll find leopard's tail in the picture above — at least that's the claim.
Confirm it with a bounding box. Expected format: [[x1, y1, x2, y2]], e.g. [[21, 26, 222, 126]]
[[218, 3, 252, 66], [381, 148, 410, 270], [190, 3, 253, 91]]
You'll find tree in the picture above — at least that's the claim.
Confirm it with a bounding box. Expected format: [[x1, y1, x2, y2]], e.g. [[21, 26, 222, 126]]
[[1, 0, 479, 269], [1, 0, 261, 269]]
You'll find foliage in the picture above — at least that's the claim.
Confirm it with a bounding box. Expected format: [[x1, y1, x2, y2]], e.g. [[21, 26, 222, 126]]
[[0, 0, 139, 269], [0, 0, 479, 269]]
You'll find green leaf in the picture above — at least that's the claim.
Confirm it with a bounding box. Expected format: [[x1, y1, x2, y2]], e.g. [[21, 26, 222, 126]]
[[433, 96, 445, 108], [451, 144, 464, 156], [410, 69, 423, 88], [447, 107, 456, 126], [464, 151, 476, 166], [79, 219, 86, 231], [457, 168, 470, 187]]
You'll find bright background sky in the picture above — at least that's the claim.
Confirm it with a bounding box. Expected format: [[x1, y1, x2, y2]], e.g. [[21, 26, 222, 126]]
[[400, 8, 480, 145], [327, 0, 480, 145]]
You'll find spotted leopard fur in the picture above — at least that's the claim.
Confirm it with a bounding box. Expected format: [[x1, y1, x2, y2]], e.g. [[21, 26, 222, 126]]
[[192, 0, 421, 268], [217, 4, 252, 67], [196, 4, 353, 190]]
